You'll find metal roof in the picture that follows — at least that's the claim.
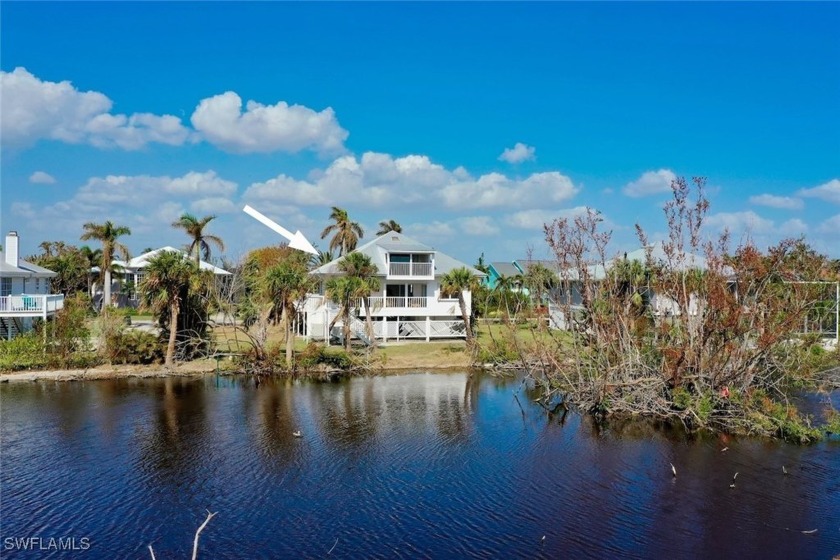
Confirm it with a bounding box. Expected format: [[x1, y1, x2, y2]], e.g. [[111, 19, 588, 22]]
[[312, 232, 484, 278], [489, 262, 521, 277], [0, 254, 57, 278], [94, 247, 231, 275]]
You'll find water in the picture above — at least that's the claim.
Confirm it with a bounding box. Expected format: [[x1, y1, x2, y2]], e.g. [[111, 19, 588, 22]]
[[1, 372, 838, 559]]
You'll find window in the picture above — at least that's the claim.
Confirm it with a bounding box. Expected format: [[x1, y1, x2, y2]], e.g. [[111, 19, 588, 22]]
[[1, 278, 11, 297], [35, 278, 41, 292]]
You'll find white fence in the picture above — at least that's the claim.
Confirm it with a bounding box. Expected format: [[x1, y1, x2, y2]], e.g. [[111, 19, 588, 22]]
[[326, 317, 467, 342]]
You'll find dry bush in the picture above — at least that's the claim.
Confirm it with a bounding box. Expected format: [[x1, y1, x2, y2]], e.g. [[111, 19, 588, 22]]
[[534, 177, 836, 441]]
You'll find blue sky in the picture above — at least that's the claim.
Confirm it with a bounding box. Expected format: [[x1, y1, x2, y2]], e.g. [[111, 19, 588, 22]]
[[2, 2, 838, 265]]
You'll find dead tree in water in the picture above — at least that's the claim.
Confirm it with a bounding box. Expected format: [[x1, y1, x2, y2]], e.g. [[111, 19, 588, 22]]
[[148, 510, 217, 560]]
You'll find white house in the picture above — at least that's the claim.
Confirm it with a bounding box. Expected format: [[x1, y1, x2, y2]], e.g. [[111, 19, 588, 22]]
[[546, 242, 710, 330], [0, 231, 65, 339], [94, 246, 232, 308], [303, 232, 485, 343]]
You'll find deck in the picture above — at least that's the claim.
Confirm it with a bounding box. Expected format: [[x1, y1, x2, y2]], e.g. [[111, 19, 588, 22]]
[[0, 294, 65, 318]]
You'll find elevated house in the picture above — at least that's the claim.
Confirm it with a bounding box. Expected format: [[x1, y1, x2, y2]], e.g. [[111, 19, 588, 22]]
[[0, 231, 65, 339], [304, 232, 485, 343], [483, 261, 524, 291], [93, 246, 232, 308], [542, 242, 709, 330]]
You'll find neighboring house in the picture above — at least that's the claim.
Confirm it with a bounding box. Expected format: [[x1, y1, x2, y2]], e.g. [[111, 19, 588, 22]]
[[544, 242, 709, 330], [93, 246, 232, 308], [0, 231, 65, 339], [484, 261, 524, 290], [304, 232, 485, 343]]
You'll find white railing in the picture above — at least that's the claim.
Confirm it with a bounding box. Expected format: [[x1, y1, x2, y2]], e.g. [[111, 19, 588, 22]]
[[388, 262, 433, 277], [329, 318, 467, 340], [396, 320, 467, 338], [356, 296, 432, 309], [0, 294, 65, 315]]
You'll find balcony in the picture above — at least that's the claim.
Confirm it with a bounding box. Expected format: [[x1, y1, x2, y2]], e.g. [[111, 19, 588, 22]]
[[388, 261, 433, 278], [0, 294, 65, 317], [352, 296, 460, 317]]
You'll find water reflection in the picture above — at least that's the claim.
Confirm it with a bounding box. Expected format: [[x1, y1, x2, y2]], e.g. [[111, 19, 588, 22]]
[[136, 378, 211, 477]]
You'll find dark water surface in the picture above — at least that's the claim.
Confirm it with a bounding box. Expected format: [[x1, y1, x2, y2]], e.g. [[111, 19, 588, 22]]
[[1, 372, 838, 559]]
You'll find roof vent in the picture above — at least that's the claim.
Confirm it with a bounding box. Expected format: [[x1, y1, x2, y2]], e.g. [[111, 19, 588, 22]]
[[391, 236, 399, 241]]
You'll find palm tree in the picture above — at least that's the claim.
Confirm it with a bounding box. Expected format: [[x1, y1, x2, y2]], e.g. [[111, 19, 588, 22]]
[[339, 252, 381, 348], [172, 213, 225, 266], [524, 263, 554, 307], [262, 259, 315, 367], [441, 267, 477, 341], [79, 245, 102, 296], [81, 221, 131, 311], [376, 220, 402, 236], [139, 251, 196, 367], [310, 249, 334, 270], [494, 274, 516, 319], [39, 241, 55, 258], [325, 276, 364, 351], [320, 207, 364, 256], [474, 253, 490, 275]]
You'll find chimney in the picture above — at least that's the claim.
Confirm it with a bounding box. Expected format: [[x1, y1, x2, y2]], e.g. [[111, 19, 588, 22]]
[[5, 231, 19, 268]]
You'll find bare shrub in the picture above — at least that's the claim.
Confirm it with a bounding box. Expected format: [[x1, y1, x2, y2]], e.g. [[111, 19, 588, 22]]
[[535, 177, 835, 441]]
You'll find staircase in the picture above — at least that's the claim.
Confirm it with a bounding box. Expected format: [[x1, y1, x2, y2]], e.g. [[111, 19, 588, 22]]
[[332, 316, 373, 347], [0, 317, 22, 340], [349, 317, 372, 346]]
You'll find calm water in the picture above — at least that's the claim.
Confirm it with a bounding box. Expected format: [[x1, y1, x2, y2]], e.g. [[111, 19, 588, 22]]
[[1, 372, 838, 559]]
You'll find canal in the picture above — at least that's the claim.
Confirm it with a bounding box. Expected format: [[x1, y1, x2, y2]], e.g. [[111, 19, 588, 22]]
[[1, 372, 838, 558]]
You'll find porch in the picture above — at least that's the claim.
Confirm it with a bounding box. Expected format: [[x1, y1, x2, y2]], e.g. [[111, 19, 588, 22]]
[[0, 294, 65, 318], [353, 296, 460, 316]]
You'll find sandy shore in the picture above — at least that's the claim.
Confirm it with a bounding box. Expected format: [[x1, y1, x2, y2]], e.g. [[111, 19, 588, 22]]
[[0, 347, 477, 383], [0, 360, 218, 383]]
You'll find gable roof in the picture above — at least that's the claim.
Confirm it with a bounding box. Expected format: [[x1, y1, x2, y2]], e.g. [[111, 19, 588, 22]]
[[623, 242, 708, 272], [312, 232, 484, 277], [489, 261, 522, 277], [98, 247, 231, 275], [0, 253, 57, 278]]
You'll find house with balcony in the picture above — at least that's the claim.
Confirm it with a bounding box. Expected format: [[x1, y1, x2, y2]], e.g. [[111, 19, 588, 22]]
[[93, 246, 232, 308], [304, 232, 485, 343], [0, 231, 65, 339]]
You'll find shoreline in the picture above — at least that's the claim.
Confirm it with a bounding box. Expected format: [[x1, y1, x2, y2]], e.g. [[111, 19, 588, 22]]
[[0, 358, 481, 384]]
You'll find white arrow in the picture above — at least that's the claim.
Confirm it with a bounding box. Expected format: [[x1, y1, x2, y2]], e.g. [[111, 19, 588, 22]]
[[243, 205, 318, 255]]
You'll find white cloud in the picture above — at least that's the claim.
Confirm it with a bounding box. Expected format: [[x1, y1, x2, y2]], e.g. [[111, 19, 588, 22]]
[[0, 67, 191, 150], [29, 171, 56, 184], [818, 214, 840, 234], [797, 179, 840, 205], [190, 91, 348, 155], [705, 211, 774, 234], [13, 170, 239, 243], [244, 151, 579, 210], [779, 218, 808, 235], [407, 221, 456, 240], [504, 206, 590, 230], [622, 169, 677, 197], [748, 194, 803, 210], [439, 171, 579, 209], [458, 216, 500, 236], [191, 197, 238, 215], [10, 202, 36, 219], [72, 171, 236, 208], [498, 142, 535, 164]]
